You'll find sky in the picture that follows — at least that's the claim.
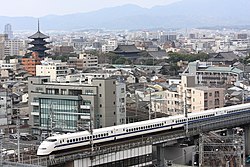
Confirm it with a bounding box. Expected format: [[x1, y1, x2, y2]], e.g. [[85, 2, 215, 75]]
[[1, 0, 180, 17]]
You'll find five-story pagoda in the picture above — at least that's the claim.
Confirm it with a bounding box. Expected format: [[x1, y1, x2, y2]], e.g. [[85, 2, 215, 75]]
[[28, 21, 50, 58]]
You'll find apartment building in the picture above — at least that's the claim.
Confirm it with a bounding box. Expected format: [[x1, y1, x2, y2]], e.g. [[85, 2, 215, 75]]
[[4, 39, 27, 56], [67, 52, 98, 70], [184, 60, 243, 86], [28, 76, 126, 135]]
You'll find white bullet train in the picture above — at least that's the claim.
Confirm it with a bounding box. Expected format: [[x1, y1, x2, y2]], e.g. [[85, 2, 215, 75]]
[[37, 103, 250, 155]]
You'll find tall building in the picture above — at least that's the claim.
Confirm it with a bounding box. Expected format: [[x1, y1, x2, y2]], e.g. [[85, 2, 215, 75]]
[[28, 21, 50, 58], [4, 24, 13, 39]]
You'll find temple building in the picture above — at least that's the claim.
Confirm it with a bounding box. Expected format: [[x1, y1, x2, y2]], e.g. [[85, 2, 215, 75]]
[[28, 21, 50, 58]]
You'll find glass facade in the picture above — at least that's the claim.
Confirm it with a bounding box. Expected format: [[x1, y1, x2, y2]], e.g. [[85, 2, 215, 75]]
[[40, 98, 86, 131]]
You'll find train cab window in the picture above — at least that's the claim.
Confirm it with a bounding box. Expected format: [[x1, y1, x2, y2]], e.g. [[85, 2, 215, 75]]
[[46, 139, 57, 142]]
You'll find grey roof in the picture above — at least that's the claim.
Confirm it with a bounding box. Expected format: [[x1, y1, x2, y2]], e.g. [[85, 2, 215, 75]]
[[148, 51, 169, 59], [113, 45, 140, 53], [208, 52, 239, 62], [202, 66, 243, 74], [28, 31, 49, 39]]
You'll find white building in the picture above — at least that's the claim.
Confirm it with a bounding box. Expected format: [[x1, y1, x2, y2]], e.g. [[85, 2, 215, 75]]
[[36, 58, 68, 81], [102, 39, 118, 53]]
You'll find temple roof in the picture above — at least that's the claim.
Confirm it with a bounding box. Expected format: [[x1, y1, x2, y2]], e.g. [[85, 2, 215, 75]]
[[28, 31, 49, 39]]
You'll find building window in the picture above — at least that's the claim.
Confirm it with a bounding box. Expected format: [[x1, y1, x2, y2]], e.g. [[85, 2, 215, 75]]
[[61, 89, 67, 95], [69, 89, 82, 95], [99, 94, 102, 97], [113, 91, 115, 94], [121, 88, 125, 93], [99, 83, 101, 87], [100, 104, 102, 107], [209, 93, 212, 97], [204, 93, 208, 99]]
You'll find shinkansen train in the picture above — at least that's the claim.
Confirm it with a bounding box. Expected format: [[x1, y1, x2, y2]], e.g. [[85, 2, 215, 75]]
[[37, 103, 250, 155]]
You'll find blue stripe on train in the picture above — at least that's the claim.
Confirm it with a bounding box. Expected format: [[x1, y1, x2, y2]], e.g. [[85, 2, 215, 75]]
[[55, 109, 250, 148]]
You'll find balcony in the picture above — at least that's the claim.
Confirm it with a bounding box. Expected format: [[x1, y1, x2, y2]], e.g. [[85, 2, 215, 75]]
[[31, 101, 39, 106], [80, 105, 91, 109], [80, 115, 91, 120]]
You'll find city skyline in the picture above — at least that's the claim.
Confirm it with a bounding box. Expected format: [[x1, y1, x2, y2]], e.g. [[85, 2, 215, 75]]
[[1, 0, 180, 17]]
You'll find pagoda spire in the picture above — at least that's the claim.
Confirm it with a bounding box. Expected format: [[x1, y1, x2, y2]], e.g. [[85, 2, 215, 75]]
[[38, 19, 40, 32]]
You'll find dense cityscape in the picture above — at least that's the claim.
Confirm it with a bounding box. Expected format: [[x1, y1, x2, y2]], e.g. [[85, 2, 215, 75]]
[[0, 0, 250, 167]]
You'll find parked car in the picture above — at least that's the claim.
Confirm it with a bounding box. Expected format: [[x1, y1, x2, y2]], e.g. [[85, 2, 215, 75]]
[[9, 134, 17, 139]]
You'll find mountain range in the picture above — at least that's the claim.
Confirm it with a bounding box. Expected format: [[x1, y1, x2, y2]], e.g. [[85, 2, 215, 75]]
[[1, 0, 250, 31]]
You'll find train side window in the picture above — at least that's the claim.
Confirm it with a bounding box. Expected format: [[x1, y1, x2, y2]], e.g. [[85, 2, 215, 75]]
[[67, 140, 69, 143], [70, 139, 72, 142]]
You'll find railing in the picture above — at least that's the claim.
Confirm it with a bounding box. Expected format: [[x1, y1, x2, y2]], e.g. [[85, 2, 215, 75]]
[[4, 108, 250, 166]]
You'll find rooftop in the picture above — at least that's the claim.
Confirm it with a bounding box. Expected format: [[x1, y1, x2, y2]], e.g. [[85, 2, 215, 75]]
[[202, 66, 243, 74], [28, 31, 49, 39]]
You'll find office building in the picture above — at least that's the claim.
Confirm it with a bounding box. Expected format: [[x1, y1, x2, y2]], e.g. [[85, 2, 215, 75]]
[[28, 77, 126, 135]]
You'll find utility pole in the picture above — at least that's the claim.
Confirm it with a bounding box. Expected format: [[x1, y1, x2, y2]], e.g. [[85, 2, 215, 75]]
[[0, 134, 3, 166], [89, 105, 94, 167], [149, 90, 152, 120], [184, 90, 188, 135], [16, 116, 20, 162]]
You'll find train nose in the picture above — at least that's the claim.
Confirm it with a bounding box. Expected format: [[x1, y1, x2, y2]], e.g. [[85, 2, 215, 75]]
[[37, 143, 54, 156]]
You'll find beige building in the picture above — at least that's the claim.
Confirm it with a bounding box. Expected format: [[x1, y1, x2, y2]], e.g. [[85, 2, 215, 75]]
[[67, 52, 98, 70], [152, 75, 225, 115]]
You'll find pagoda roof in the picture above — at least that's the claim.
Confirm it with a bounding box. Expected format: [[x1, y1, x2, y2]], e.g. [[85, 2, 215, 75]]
[[28, 40, 50, 45], [28, 31, 49, 39], [28, 46, 50, 51]]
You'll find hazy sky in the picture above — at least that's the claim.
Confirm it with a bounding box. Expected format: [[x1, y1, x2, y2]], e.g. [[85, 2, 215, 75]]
[[1, 0, 180, 17]]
